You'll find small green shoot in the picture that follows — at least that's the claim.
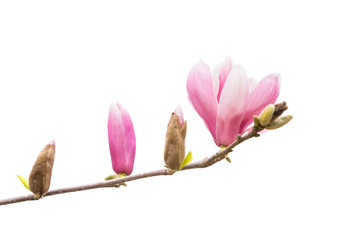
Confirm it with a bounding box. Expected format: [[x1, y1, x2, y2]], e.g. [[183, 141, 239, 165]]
[[179, 151, 193, 170], [16, 175, 30, 191]]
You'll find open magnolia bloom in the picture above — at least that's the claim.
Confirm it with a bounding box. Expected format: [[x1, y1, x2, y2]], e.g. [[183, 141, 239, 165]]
[[187, 57, 280, 147]]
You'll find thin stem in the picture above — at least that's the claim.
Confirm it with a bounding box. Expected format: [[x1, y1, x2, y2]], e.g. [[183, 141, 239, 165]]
[[0, 126, 259, 206]]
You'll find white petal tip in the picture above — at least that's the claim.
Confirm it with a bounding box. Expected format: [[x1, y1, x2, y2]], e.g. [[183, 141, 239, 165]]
[[174, 104, 182, 114], [48, 139, 55, 146], [225, 55, 232, 64], [174, 105, 184, 126], [270, 73, 281, 91]]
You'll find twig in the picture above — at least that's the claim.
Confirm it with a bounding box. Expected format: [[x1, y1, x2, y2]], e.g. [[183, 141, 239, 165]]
[[0, 126, 259, 206]]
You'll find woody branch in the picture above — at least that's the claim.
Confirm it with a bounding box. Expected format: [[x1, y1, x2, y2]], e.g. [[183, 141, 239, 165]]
[[0, 124, 260, 206]]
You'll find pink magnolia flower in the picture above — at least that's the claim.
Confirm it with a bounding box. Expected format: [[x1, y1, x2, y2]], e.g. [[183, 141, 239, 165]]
[[187, 57, 280, 147], [108, 103, 136, 175]]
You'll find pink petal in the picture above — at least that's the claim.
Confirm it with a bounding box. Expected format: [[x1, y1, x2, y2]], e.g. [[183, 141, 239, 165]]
[[174, 105, 184, 127], [248, 77, 258, 92], [212, 63, 222, 99], [216, 66, 249, 146], [239, 74, 280, 133], [48, 139, 55, 146], [217, 56, 233, 102], [187, 61, 218, 139], [118, 104, 136, 175], [212, 57, 233, 102], [108, 103, 127, 174]]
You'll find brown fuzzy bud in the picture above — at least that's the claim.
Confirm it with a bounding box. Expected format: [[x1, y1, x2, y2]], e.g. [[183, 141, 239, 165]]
[[271, 101, 288, 121], [29, 140, 56, 199], [164, 113, 187, 171]]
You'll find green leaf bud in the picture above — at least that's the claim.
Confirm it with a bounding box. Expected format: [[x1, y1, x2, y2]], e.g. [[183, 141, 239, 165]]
[[266, 115, 293, 130], [259, 104, 275, 127]]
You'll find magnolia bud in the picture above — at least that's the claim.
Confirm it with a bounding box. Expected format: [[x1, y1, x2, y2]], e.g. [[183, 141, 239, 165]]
[[164, 111, 187, 171], [259, 104, 275, 127], [253, 115, 260, 128], [266, 115, 293, 130], [29, 140, 56, 199], [271, 101, 288, 122]]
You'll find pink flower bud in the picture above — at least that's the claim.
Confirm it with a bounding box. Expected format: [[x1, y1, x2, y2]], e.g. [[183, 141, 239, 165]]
[[108, 103, 136, 176], [187, 57, 280, 146]]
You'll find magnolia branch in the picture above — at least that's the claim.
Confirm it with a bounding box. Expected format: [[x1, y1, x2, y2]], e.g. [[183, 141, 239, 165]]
[[0, 101, 292, 206], [0, 126, 260, 206]]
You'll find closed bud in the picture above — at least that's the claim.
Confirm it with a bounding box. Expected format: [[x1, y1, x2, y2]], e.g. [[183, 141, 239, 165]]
[[271, 101, 288, 122], [108, 103, 136, 176], [253, 115, 260, 128], [29, 140, 56, 199], [259, 104, 275, 127], [164, 107, 187, 171], [266, 115, 293, 130]]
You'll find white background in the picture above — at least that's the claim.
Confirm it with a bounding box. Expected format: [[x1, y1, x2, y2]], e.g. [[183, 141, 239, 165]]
[[0, 0, 347, 239]]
